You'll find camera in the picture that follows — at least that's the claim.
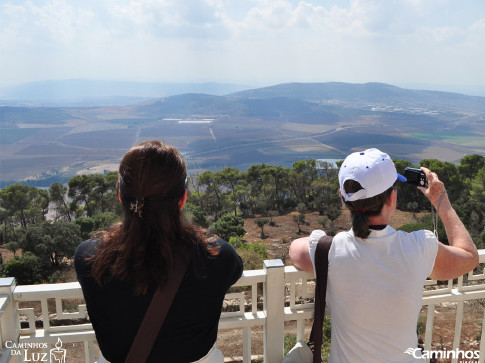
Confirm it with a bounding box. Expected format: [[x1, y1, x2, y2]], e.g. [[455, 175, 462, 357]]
[[404, 167, 427, 187]]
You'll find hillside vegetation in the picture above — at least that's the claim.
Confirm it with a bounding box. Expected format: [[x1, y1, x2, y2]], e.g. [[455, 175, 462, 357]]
[[2, 155, 485, 285]]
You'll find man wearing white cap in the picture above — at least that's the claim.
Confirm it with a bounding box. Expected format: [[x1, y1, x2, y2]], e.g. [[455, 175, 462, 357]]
[[290, 148, 478, 362]]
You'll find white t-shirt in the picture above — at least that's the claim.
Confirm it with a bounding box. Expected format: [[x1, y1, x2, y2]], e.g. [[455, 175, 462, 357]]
[[309, 226, 439, 363]]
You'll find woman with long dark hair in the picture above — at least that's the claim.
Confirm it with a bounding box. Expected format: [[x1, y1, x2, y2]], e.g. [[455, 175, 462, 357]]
[[75, 141, 243, 362]]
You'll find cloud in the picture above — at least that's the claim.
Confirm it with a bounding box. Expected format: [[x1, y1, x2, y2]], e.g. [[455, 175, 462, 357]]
[[0, 0, 484, 87]]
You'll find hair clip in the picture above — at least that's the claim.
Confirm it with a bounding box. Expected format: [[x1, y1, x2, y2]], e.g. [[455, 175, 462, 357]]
[[130, 199, 145, 218]]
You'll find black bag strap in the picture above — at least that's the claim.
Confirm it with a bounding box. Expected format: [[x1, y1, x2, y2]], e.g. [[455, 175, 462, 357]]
[[308, 235, 333, 363], [125, 248, 191, 363]]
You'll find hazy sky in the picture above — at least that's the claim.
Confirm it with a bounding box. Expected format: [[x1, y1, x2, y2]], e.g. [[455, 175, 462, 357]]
[[1, 0, 484, 91]]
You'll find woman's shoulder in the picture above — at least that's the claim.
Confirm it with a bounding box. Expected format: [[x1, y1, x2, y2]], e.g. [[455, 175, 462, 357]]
[[205, 238, 243, 281], [74, 238, 99, 273], [75, 238, 99, 258], [209, 238, 240, 259]]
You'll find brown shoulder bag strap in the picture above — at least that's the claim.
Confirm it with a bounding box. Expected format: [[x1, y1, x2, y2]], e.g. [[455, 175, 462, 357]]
[[125, 249, 191, 363], [308, 235, 333, 363]]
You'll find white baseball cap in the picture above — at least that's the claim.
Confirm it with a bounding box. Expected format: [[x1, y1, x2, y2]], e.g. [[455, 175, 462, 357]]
[[339, 148, 407, 202]]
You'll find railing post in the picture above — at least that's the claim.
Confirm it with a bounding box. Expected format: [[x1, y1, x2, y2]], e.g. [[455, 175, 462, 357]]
[[0, 277, 20, 363], [263, 259, 285, 363]]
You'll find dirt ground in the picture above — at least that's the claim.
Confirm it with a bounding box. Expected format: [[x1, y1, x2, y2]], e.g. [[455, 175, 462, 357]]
[[241, 208, 427, 264]]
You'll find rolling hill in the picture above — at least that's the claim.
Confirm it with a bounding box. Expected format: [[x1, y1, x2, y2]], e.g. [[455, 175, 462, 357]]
[[1, 82, 484, 186]]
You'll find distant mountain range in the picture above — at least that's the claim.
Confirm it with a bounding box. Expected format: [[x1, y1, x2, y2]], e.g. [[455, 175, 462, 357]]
[[1, 81, 485, 186], [0, 80, 250, 106], [229, 82, 485, 111], [131, 82, 485, 120]]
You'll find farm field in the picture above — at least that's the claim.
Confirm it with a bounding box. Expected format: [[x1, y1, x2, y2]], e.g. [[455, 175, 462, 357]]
[[2, 82, 485, 186]]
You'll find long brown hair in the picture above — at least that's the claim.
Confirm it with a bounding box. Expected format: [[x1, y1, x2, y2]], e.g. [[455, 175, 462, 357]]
[[91, 141, 217, 294], [343, 180, 396, 239]]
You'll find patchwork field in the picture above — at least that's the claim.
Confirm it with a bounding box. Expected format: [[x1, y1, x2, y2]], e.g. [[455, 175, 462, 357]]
[[2, 83, 485, 186]]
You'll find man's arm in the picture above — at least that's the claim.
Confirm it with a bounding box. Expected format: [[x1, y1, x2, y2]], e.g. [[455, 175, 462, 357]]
[[419, 167, 479, 280], [289, 237, 314, 273]]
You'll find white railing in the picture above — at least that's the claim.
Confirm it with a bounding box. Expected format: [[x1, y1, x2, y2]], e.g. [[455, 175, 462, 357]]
[[1, 252, 485, 363]]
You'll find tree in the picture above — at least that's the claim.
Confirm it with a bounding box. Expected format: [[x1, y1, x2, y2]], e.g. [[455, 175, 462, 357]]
[[68, 175, 94, 216], [217, 167, 242, 216], [289, 160, 319, 208], [246, 163, 273, 214], [0, 184, 31, 228], [198, 171, 226, 219], [21, 221, 82, 267], [212, 213, 246, 241], [254, 218, 269, 238], [407, 202, 419, 220], [468, 168, 485, 235], [74, 217, 95, 240], [187, 174, 203, 208], [0, 209, 8, 244], [458, 154, 485, 182], [0, 184, 48, 228], [49, 182, 72, 221], [310, 179, 340, 215], [268, 166, 291, 212], [293, 213, 306, 235], [268, 210, 279, 226], [25, 188, 49, 225], [246, 164, 292, 214], [420, 159, 463, 203], [68, 173, 119, 217], [316, 160, 338, 181]]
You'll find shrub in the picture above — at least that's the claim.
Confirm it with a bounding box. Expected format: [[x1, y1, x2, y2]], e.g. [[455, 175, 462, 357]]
[[92, 212, 120, 230], [229, 237, 268, 259], [229, 237, 268, 272], [237, 249, 265, 271], [284, 335, 297, 355], [74, 217, 95, 240], [268, 210, 279, 226], [2, 252, 53, 284], [48, 270, 63, 283], [254, 218, 269, 238], [213, 213, 246, 241], [326, 208, 341, 221], [74, 212, 120, 240], [184, 203, 209, 228], [318, 216, 329, 229]]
